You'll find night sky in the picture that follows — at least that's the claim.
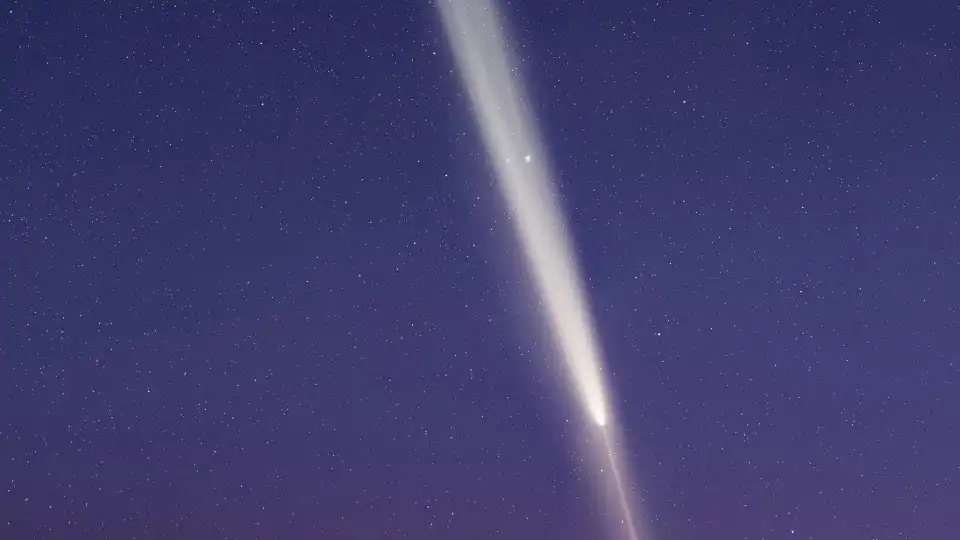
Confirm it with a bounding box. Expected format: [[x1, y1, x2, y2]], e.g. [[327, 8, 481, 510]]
[[3, 1, 959, 539]]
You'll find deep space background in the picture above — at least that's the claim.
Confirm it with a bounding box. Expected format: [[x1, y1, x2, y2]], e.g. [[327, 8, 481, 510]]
[[3, 1, 959, 539]]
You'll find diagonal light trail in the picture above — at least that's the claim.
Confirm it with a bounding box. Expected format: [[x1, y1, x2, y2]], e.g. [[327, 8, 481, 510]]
[[602, 428, 642, 540], [434, 1, 644, 538]]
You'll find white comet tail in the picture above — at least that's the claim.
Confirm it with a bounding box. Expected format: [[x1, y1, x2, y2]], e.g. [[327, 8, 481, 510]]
[[435, 1, 642, 539], [435, 0, 608, 430]]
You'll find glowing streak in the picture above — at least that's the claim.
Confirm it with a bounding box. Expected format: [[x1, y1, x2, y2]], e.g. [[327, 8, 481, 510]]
[[435, 0, 607, 428], [603, 429, 641, 540], [434, 1, 641, 538]]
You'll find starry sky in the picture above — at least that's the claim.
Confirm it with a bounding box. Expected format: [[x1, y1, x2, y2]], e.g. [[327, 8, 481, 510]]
[[2, 1, 959, 539]]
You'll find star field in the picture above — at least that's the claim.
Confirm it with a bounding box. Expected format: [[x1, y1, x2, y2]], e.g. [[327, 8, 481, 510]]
[[2, 1, 958, 539]]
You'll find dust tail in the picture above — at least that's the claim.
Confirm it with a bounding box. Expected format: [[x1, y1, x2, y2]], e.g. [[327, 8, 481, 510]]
[[434, 0, 644, 537]]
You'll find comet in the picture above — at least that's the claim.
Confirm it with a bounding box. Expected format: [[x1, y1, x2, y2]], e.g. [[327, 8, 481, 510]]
[[434, 1, 644, 538]]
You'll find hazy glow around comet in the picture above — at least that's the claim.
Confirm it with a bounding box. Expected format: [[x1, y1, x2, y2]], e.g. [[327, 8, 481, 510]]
[[435, 1, 641, 538]]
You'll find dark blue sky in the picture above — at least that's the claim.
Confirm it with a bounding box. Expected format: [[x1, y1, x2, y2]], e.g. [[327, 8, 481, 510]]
[[3, 1, 958, 539]]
